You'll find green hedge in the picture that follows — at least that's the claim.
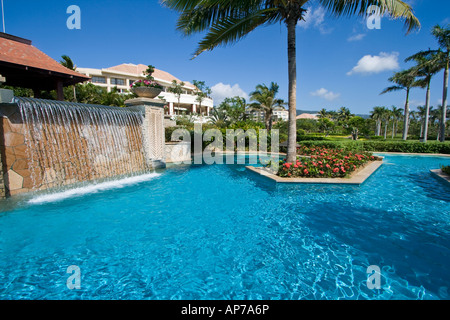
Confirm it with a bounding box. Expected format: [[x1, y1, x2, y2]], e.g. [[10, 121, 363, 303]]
[[298, 140, 450, 154]]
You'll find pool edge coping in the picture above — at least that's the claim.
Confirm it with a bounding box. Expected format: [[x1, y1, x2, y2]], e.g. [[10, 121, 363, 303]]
[[245, 160, 383, 185], [430, 169, 450, 184]]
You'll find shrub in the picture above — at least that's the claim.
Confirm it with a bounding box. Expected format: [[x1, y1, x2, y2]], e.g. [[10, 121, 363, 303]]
[[442, 165, 450, 175]]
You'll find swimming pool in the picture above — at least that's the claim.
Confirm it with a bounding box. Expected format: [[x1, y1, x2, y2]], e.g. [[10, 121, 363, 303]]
[[0, 154, 449, 299]]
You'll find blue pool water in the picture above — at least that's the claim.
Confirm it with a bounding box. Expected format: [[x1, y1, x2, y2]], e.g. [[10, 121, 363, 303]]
[[0, 154, 449, 300]]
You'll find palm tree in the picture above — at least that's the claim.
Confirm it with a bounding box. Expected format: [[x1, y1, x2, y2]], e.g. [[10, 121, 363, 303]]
[[59, 55, 77, 102], [406, 51, 443, 142], [416, 105, 427, 138], [209, 107, 229, 128], [337, 107, 353, 128], [378, 106, 391, 139], [192, 80, 212, 115], [317, 108, 328, 119], [162, 0, 420, 163], [370, 106, 385, 136], [249, 82, 286, 130], [431, 25, 450, 142], [390, 106, 402, 139], [381, 68, 420, 140], [430, 107, 442, 140], [168, 80, 186, 115]]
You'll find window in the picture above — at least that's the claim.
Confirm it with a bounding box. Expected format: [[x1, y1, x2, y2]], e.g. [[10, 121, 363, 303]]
[[92, 76, 106, 84], [111, 78, 125, 86]]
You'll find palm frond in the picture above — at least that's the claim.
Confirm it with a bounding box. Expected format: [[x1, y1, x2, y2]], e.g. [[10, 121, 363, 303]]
[[380, 85, 404, 95], [318, 0, 420, 33], [192, 7, 279, 57]]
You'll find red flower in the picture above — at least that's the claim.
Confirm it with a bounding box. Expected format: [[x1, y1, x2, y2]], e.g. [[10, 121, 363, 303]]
[[319, 171, 324, 175], [333, 168, 339, 173]]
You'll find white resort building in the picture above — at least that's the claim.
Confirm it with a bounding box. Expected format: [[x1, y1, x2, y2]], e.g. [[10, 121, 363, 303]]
[[246, 106, 288, 122], [76, 63, 214, 116]]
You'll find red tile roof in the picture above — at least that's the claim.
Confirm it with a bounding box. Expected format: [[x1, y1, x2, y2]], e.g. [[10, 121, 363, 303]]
[[106, 63, 197, 90], [0, 33, 89, 81]]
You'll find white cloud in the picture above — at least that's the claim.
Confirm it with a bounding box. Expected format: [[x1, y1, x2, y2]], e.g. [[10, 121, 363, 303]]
[[310, 88, 340, 101], [298, 6, 332, 34], [347, 33, 366, 42], [347, 52, 400, 75], [211, 83, 249, 105]]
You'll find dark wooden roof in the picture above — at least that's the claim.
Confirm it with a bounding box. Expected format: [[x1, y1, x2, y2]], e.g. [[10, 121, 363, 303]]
[[0, 33, 89, 90]]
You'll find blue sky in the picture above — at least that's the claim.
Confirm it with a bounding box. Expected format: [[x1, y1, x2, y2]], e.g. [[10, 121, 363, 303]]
[[2, 0, 449, 114]]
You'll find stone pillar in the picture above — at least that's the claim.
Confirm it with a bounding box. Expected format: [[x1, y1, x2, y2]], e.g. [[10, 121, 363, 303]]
[[169, 102, 174, 115], [192, 104, 197, 114], [1, 89, 17, 198], [125, 97, 166, 169]]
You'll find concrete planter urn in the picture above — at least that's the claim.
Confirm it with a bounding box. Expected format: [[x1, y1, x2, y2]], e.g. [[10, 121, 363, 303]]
[[132, 86, 162, 98]]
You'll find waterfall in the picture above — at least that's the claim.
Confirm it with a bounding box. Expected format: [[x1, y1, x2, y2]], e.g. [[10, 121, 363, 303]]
[[16, 97, 152, 191]]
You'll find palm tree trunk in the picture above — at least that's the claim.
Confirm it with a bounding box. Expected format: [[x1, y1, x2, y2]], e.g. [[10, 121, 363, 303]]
[[439, 54, 449, 142], [73, 85, 77, 102], [392, 121, 395, 139], [384, 122, 388, 139], [402, 88, 410, 140], [423, 81, 431, 143], [286, 18, 297, 163]]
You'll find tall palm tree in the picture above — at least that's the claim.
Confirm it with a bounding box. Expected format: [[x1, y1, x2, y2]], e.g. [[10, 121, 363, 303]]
[[59, 55, 77, 102], [162, 0, 420, 163], [192, 80, 212, 115], [381, 68, 420, 140], [168, 80, 186, 115], [390, 105, 402, 139], [416, 105, 427, 138], [378, 106, 391, 139], [431, 25, 450, 142], [371, 106, 385, 136], [317, 108, 328, 119], [406, 51, 443, 142], [249, 82, 286, 130]]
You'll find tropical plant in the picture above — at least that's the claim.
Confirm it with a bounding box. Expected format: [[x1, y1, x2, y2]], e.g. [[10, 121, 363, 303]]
[[317, 108, 328, 119], [379, 106, 391, 139], [131, 65, 163, 89], [168, 80, 186, 114], [381, 68, 420, 140], [192, 80, 212, 115], [318, 117, 334, 137], [219, 96, 248, 124], [209, 107, 229, 128], [431, 25, 450, 142], [370, 106, 385, 136], [162, 0, 420, 163], [249, 82, 286, 130], [59, 55, 78, 102], [390, 106, 403, 139], [406, 51, 443, 142]]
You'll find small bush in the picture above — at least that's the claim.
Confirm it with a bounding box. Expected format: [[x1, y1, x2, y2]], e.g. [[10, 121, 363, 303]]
[[442, 165, 450, 175]]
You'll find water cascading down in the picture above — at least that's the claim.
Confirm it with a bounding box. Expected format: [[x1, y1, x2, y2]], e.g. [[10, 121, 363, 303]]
[[16, 97, 153, 191]]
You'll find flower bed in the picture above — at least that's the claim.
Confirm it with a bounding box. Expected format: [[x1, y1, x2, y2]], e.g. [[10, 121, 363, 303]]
[[277, 146, 380, 178]]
